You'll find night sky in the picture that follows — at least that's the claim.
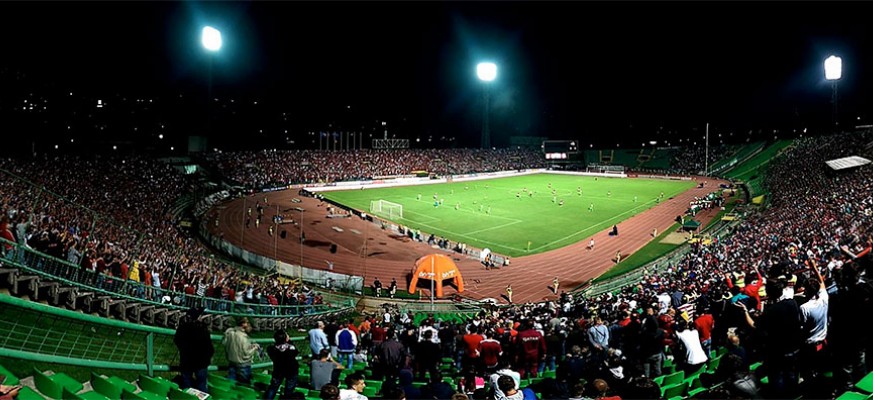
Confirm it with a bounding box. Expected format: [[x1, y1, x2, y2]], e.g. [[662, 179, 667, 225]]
[[3, 1, 873, 148]]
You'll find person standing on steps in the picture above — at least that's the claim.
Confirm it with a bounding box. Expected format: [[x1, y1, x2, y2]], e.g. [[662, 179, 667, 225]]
[[223, 317, 260, 385], [175, 306, 213, 393], [265, 329, 300, 400]]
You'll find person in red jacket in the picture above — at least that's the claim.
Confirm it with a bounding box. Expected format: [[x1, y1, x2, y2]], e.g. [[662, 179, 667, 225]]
[[462, 326, 484, 371], [0, 216, 15, 257], [515, 320, 546, 379], [478, 330, 503, 373], [727, 266, 766, 311], [693, 309, 715, 359]]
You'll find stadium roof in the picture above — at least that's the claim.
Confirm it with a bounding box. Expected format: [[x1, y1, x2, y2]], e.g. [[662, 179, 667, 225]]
[[825, 156, 871, 171]]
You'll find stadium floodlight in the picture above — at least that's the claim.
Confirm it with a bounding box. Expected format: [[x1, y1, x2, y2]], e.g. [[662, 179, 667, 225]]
[[202, 26, 222, 52], [825, 55, 842, 80], [477, 62, 497, 149], [825, 55, 842, 130], [477, 62, 497, 82]]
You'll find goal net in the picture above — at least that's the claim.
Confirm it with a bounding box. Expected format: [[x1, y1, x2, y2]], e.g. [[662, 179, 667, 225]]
[[369, 200, 403, 219]]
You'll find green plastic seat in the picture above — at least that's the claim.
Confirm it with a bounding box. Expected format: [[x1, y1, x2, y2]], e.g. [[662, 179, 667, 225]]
[[62, 386, 109, 400], [208, 383, 240, 400], [109, 376, 137, 393], [122, 387, 165, 400], [362, 386, 378, 397], [857, 371, 873, 393], [661, 370, 685, 387], [168, 387, 200, 400], [32, 367, 84, 400], [15, 386, 45, 400], [663, 357, 674, 369], [683, 375, 702, 391], [661, 382, 688, 400], [251, 372, 272, 386], [139, 374, 174, 397], [707, 355, 723, 371], [209, 372, 236, 389], [294, 387, 310, 396], [364, 380, 382, 393], [232, 385, 261, 400], [91, 372, 130, 399], [839, 391, 873, 400], [0, 363, 20, 385]]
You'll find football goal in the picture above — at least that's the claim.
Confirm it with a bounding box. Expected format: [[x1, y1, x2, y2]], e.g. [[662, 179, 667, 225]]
[[369, 199, 403, 219]]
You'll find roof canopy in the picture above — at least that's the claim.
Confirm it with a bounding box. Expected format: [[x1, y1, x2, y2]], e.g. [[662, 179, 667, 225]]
[[826, 156, 871, 171], [408, 254, 464, 298], [682, 219, 702, 231]]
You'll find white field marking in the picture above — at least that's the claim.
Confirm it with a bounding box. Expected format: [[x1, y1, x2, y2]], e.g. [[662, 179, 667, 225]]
[[409, 192, 674, 253], [409, 220, 529, 252], [465, 219, 524, 236], [398, 202, 522, 239], [405, 204, 520, 223], [526, 198, 661, 252], [397, 209, 440, 223]]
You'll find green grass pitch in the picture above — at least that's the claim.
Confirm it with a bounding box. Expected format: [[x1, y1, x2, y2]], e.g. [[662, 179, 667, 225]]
[[322, 173, 695, 257]]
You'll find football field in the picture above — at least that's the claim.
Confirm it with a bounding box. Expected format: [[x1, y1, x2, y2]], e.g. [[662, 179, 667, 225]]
[[322, 174, 694, 257]]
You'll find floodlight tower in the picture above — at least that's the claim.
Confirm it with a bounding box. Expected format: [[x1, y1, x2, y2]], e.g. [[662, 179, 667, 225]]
[[202, 26, 222, 135], [477, 62, 497, 149], [825, 55, 842, 131]]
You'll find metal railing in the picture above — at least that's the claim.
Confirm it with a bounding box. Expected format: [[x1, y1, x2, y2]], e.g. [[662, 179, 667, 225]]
[[0, 295, 301, 375], [1, 237, 355, 318]]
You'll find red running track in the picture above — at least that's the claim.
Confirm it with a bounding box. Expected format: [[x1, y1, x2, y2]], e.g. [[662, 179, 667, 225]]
[[209, 177, 728, 304]]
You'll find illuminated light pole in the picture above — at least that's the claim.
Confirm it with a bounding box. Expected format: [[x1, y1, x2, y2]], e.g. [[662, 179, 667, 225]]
[[825, 55, 842, 131], [202, 26, 222, 137], [477, 62, 497, 149]]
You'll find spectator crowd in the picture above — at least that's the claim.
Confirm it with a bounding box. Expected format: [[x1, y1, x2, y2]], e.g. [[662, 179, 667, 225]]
[[202, 148, 546, 189], [4, 131, 873, 399]]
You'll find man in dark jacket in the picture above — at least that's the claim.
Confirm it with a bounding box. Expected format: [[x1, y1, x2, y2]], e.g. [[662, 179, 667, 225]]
[[416, 330, 441, 381], [174, 307, 214, 392], [376, 329, 407, 381], [741, 276, 803, 399], [266, 329, 300, 400]]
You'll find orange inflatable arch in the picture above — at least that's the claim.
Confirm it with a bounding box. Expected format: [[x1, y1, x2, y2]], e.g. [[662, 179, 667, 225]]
[[408, 254, 465, 298]]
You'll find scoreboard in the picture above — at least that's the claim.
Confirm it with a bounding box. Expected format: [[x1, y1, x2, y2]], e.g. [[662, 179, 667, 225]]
[[542, 140, 578, 160]]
